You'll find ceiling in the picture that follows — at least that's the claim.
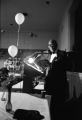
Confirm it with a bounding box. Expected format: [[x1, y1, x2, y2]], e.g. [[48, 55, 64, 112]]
[[0, 0, 73, 33]]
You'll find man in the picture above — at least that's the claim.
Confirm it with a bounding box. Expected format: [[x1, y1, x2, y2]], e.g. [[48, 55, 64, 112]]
[[45, 39, 69, 120]]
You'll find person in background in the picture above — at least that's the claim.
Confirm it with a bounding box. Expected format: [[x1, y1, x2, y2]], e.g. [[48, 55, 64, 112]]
[[45, 39, 72, 120]]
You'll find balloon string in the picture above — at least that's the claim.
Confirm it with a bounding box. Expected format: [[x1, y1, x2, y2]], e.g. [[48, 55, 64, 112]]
[[17, 25, 20, 48]]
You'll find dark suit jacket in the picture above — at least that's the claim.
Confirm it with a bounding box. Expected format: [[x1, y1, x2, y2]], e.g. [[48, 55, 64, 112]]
[[45, 50, 69, 103]]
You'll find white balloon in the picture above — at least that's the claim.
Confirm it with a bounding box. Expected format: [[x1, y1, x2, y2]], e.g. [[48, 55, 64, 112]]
[[8, 45, 18, 57], [15, 13, 25, 25]]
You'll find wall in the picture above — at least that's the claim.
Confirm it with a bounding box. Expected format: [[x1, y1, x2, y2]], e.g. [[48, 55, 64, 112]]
[[73, 1, 82, 52], [58, 12, 75, 52], [58, 0, 74, 51], [58, 13, 70, 51], [0, 31, 58, 49]]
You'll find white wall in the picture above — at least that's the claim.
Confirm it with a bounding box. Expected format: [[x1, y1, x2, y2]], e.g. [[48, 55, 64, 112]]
[[58, 12, 75, 52], [58, 0, 74, 52], [58, 13, 70, 51]]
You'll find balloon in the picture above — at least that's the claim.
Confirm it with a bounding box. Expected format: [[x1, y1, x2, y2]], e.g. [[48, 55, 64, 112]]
[[8, 45, 18, 57], [15, 13, 25, 25]]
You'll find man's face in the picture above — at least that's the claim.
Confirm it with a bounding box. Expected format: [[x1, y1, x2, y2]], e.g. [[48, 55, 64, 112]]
[[48, 41, 57, 53]]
